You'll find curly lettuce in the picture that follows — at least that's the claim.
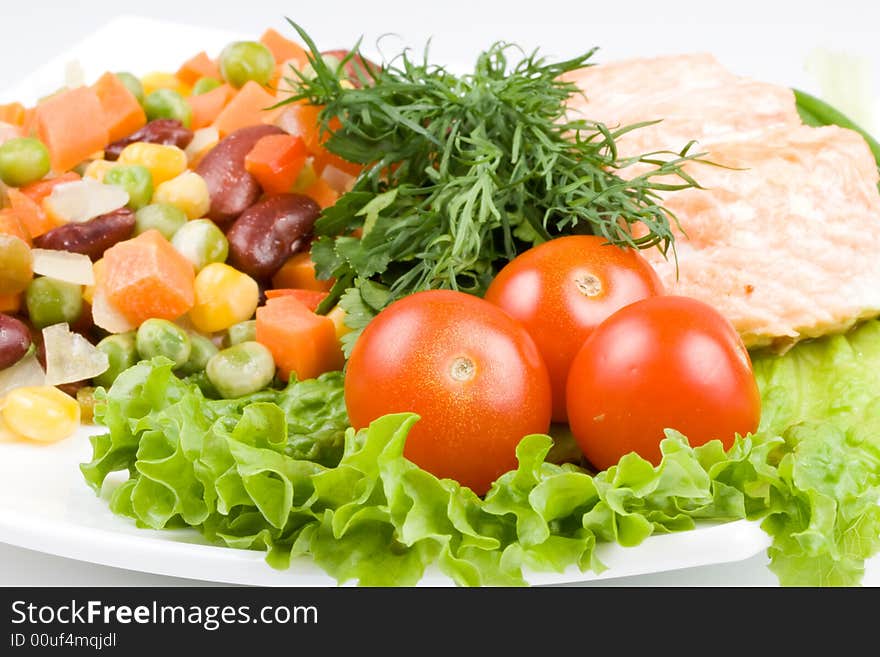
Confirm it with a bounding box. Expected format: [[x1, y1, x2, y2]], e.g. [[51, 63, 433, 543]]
[[82, 321, 880, 586]]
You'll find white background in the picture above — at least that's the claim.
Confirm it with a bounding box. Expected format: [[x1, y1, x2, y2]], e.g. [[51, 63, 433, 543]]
[[1, 0, 878, 586]]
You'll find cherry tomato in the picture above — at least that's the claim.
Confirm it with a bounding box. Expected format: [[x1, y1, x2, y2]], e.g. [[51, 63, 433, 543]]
[[345, 289, 552, 494], [484, 235, 663, 422], [566, 295, 761, 472]]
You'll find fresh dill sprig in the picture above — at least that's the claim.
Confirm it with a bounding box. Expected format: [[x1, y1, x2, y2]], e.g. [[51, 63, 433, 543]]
[[279, 20, 707, 347]]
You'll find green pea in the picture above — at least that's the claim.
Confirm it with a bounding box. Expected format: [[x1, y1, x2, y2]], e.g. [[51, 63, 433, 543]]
[[192, 76, 222, 95], [93, 332, 138, 388], [143, 89, 192, 128], [171, 219, 229, 270], [224, 320, 256, 347], [136, 318, 192, 367], [115, 72, 145, 104], [104, 165, 154, 211], [176, 332, 219, 376], [25, 277, 82, 329], [219, 41, 275, 88], [206, 341, 275, 398], [0, 137, 51, 187], [135, 203, 188, 240]]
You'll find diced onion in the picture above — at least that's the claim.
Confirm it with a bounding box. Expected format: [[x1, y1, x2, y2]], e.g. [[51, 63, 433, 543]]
[[42, 323, 109, 386], [65, 60, 86, 89], [43, 179, 128, 224], [185, 127, 220, 164], [91, 287, 136, 334], [0, 353, 45, 399], [274, 107, 306, 136], [321, 164, 356, 194], [31, 249, 95, 286]]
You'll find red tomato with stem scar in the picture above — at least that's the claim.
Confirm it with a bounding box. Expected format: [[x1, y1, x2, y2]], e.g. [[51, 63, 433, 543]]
[[344, 289, 552, 495], [484, 235, 664, 422]]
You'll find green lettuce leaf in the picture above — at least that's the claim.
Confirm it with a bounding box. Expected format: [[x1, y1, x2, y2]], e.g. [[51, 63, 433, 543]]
[[83, 321, 880, 586]]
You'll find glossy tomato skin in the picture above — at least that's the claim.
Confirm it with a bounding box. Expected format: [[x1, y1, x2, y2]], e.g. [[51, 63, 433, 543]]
[[484, 235, 663, 422], [345, 289, 552, 494], [566, 295, 761, 472]]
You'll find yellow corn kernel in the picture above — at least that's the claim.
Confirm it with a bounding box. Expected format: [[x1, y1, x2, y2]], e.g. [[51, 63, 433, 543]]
[[82, 159, 118, 182], [189, 263, 259, 333], [1, 386, 80, 443], [117, 142, 187, 186], [326, 305, 352, 341], [153, 171, 210, 220], [82, 258, 105, 305], [0, 413, 21, 443], [140, 72, 191, 97]]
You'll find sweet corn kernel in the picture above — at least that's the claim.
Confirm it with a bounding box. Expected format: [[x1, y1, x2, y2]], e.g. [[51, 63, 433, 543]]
[[153, 171, 210, 220], [82, 258, 104, 305], [117, 142, 187, 186], [1, 386, 80, 443], [189, 263, 259, 333], [140, 71, 191, 97], [82, 159, 118, 182], [326, 305, 352, 341]]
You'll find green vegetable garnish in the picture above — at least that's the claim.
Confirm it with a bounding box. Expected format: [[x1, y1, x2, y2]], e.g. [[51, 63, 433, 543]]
[[794, 88, 880, 165], [279, 22, 708, 339], [83, 320, 880, 586]]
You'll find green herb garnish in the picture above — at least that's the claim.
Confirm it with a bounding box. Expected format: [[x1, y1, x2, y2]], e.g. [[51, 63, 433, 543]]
[[279, 22, 707, 338]]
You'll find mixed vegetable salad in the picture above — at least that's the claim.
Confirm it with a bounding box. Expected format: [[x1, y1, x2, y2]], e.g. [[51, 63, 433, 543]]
[[1, 20, 879, 586]]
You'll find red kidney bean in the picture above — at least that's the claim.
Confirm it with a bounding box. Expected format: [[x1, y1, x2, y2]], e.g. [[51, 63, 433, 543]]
[[195, 125, 285, 225], [33, 208, 135, 261], [0, 313, 31, 370], [104, 119, 194, 161], [227, 194, 321, 280], [320, 50, 380, 87]]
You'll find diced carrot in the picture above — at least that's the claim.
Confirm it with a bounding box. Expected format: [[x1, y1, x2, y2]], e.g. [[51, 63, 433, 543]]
[[0, 294, 21, 314], [0, 102, 26, 126], [264, 288, 328, 311], [255, 295, 343, 382], [303, 177, 339, 209], [276, 103, 321, 152], [0, 208, 32, 244], [283, 107, 362, 177], [102, 229, 195, 325], [19, 107, 36, 138], [244, 134, 308, 195], [212, 81, 281, 138], [259, 28, 310, 71], [271, 251, 334, 292], [92, 72, 147, 142], [176, 51, 221, 86], [189, 83, 234, 130], [34, 87, 109, 172], [5, 188, 56, 238]]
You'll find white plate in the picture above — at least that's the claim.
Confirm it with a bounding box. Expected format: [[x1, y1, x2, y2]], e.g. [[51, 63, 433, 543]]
[[0, 15, 866, 586], [0, 425, 771, 586]]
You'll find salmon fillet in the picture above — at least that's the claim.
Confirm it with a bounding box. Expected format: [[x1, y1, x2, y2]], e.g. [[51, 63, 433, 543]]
[[565, 54, 802, 158], [566, 54, 880, 348]]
